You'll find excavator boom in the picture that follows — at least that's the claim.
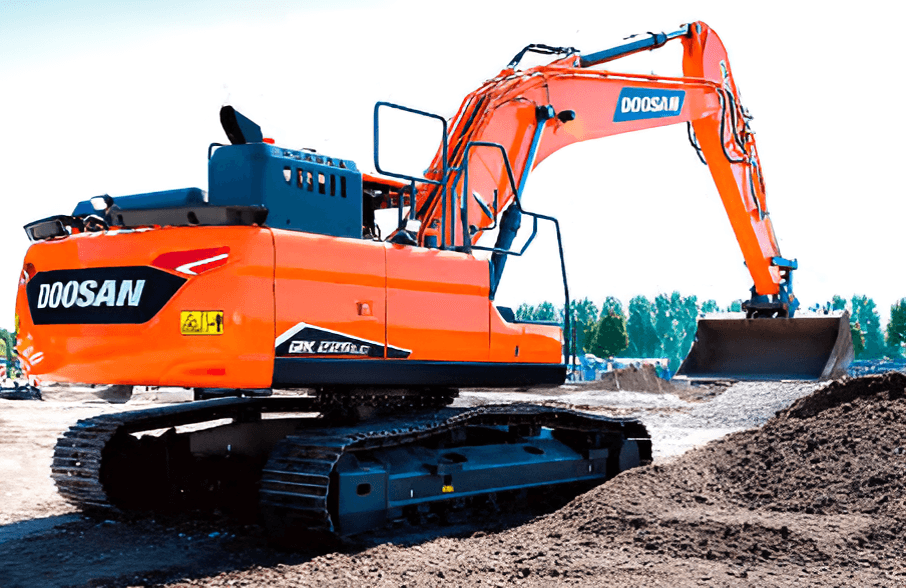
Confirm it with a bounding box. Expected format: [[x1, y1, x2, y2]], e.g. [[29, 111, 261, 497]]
[[415, 22, 785, 305], [403, 21, 851, 380]]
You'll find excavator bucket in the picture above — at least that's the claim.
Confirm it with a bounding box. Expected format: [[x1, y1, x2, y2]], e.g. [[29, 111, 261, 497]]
[[676, 312, 854, 381]]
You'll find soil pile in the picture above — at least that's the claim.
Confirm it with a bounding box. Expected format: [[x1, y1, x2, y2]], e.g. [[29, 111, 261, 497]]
[[164, 373, 906, 587], [551, 371, 906, 569], [584, 364, 676, 393]]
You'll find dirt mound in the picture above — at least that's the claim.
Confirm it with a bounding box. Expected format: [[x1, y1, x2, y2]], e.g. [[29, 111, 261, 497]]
[[708, 371, 906, 518], [548, 371, 906, 568], [583, 363, 676, 393], [784, 371, 906, 419]]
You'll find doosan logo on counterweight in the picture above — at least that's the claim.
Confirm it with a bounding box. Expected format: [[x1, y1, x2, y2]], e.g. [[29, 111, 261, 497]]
[[35, 279, 146, 309]]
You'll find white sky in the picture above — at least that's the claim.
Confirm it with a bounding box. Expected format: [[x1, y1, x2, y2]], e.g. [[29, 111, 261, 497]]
[[2, 0, 904, 329]]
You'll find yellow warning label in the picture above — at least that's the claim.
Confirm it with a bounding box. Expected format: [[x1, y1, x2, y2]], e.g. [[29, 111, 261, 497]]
[[180, 311, 224, 335], [441, 485, 454, 493]]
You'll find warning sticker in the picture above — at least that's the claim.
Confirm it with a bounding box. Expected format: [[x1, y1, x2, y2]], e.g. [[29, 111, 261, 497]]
[[180, 311, 224, 335]]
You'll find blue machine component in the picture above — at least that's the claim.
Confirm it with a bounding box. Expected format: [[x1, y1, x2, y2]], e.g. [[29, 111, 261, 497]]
[[488, 105, 556, 298], [209, 143, 363, 239], [331, 428, 630, 536], [772, 257, 799, 316], [743, 257, 799, 318], [578, 26, 690, 68], [72, 188, 207, 217], [69, 144, 365, 240]]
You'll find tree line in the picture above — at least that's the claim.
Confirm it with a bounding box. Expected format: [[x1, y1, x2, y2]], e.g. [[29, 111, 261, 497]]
[[516, 294, 906, 372], [829, 295, 906, 359]]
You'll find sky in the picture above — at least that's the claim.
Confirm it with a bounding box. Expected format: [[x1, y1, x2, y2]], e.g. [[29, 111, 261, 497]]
[[2, 0, 904, 329]]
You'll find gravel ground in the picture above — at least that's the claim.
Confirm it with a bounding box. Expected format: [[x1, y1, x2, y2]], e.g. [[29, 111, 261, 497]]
[[460, 379, 823, 459], [4, 375, 901, 587], [642, 380, 822, 458]]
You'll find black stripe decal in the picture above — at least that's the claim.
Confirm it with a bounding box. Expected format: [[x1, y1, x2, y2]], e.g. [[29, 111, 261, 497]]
[[272, 358, 566, 388]]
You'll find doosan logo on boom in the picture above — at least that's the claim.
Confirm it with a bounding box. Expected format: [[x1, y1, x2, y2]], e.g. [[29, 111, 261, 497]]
[[613, 87, 685, 122], [36, 279, 145, 309], [620, 95, 681, 114]]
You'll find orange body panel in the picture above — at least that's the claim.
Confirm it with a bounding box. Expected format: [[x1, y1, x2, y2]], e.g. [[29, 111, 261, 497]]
[[16, 226, 276, 388], [490, 306, 562, 364], [386, 245, 491, 362], [16, 226, 563, 388], [274, 230, 387, 356]]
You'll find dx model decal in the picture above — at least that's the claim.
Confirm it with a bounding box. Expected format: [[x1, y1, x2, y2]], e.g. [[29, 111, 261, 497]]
[[275, 322, 411, 358]]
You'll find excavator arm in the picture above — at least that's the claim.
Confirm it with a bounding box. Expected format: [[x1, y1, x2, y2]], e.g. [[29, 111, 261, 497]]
[[412, 21, 794, 316]]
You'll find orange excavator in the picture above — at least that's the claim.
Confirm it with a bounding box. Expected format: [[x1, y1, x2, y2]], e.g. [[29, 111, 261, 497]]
[[16, 22, 851, 540]]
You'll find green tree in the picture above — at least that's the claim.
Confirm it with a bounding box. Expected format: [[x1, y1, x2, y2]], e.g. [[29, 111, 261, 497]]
[[626, 295, 659, 357], [654, 294, 680, 369], [831, 295, 847, 311], [886, 298, 906, 357], [563, 298, 599, 353], [677, 293, 699, 359], [599, 296, 624, 318], [851, 320, 866, 357], [0, 328, 12, 359], [728, 300, 743, 312], [654, 292, 700, 372], [700, 299, 719, 314], [534, 301, 556, 322], [589, 310, 628, 358], [851, 295, 885, 358], [515, 303, 535, 321], [0, 328, 14, 378]]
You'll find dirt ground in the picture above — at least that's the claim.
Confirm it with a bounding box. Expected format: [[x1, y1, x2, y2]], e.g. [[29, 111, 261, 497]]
[[2, 374, 905, 587]]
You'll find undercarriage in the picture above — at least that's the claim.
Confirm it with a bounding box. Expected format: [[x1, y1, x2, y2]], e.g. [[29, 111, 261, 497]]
[[52, 391, 651, 543]]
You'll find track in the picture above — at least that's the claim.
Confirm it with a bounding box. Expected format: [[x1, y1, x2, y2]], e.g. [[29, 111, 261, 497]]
[[51, 396, 318, 513], [51, 397, 650, 541], [260, 404, 651, 539]]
